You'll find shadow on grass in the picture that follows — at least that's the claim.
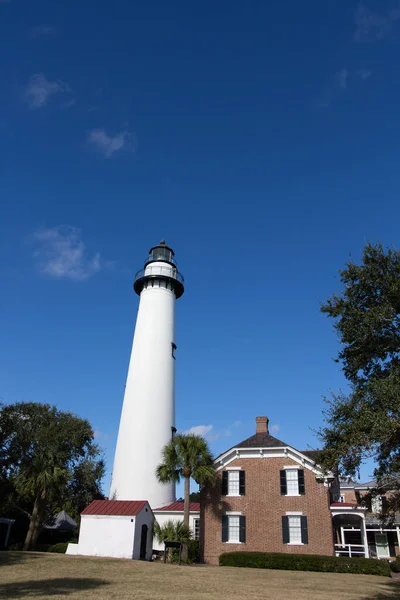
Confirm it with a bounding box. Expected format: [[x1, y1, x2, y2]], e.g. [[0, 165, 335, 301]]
[[1, 577, 109, 598], [0, 551, 43, 567], [363, 579, 400, 599]]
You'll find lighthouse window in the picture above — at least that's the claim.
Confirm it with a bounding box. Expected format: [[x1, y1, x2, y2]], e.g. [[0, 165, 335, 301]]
[[171, 343, 177, 359]]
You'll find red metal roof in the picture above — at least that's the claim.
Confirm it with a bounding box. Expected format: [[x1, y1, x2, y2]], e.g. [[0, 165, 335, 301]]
[[81, 500, 148, 516], [330, 502, 359, 508], [154, 502, 200, 512]]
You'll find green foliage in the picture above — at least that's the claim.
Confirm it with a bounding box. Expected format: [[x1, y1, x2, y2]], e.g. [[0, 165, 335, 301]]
[[0, 402, 105, 549], [390, 558, 400, 573], [318, 243, 400, 506], [187, 539, 200, 563], [47, 542, 68, 554], [219, 552, 391, 577], [153, 519, 192, 544], [156, 433, 215, 558], [156, 434, 215, 488]]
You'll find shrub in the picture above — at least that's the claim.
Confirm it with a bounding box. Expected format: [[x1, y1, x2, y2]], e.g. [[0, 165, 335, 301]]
[[219, 552, 391, 577], [47, 542, 68, 554], [188, 540, 200, 563], [390, 559, 400, 573]]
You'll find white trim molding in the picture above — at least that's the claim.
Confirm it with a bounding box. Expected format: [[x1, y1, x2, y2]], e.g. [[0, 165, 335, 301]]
[[215, 446, 333, 482], [286, 511, 303, 516], [288, 542, 304, 546], [225, 511, 242, 516]]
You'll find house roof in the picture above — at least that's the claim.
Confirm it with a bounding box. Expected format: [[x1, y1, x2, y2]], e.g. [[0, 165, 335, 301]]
[[154, 502, 200, 512], [81, 500, 148, 516], [299, 450, 320, 463], [44, 510, 77, 530], [235, 432, 288, 449], [331, 502, 359, 508]]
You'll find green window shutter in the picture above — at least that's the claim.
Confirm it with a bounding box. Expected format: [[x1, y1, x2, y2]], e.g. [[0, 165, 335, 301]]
[[222, 471, 228, 496], [280, 470, 287, 495], [239, 516, 246, 543], [301, 516, 308, 544], [298, 469, 305, 495], [239, 471, 245, 496], [282, 516, 289, 543], [222, 516, 229, 542]]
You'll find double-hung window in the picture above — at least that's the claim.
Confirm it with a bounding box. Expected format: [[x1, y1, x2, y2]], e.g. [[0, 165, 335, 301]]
[[280, 468, 305, 496], [282, 515, 308, 545], [222, 515, 246, 543], [222, 470, 245, 496], [194, 518, 200, 541]]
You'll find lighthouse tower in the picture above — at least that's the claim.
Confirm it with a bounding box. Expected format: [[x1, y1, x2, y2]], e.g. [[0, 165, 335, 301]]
[[110, 241, 184, 507]]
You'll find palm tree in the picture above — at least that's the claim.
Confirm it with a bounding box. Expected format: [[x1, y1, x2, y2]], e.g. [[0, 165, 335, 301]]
[[15, 451, 69, 550], [154, 519, 192, 563], [154, 519, 192, 545], [156, 433, 215, 558]]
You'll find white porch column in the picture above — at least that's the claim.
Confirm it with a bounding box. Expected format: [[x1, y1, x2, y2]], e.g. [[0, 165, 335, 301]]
[[396, 526, 400, 554], [340, 526, 345, 546], [361, 515, 369, 558]]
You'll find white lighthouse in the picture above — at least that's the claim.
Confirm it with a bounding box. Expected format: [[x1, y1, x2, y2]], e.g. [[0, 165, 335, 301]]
[[110, 241, 184, 508]]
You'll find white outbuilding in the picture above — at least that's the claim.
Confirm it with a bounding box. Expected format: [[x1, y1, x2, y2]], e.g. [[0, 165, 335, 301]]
[[152, 502, 200, 551], [68, 500, 154, 560]]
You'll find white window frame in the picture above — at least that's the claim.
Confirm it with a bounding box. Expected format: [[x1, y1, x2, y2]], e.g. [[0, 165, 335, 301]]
[[227, 470, 241, 497], [285, 468, 300, 496], [193, 518, 200, 541], [287, 515, 304, 546], [226, 514, 241, 544], [339, 494, 345, 503]]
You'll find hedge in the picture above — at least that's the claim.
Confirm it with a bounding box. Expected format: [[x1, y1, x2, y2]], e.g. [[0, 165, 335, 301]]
[[219, 552, 391, 577]]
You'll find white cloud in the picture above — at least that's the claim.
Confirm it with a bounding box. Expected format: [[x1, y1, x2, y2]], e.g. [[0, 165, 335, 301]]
[[88, 129, 133, 158], [24, 73, 70, 109], [33, 226, 103, 281], [357, 68, 372, 80], [94, 429, 111, 442], [30, 25, 56, 38], [270, 424, 280, 433], [336, 68, 349, 89], [185, 425, 214, 437], [354, 3, 400, 42]]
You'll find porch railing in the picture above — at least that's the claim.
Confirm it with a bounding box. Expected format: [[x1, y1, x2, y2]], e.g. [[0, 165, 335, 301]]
[[334, 544, 366, 558]]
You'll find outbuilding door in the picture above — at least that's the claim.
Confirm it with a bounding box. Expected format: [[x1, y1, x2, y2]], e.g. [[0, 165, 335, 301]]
[[140, 524, 148, 560]]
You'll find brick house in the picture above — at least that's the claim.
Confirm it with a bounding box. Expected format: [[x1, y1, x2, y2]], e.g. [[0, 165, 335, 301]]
[[201, 416, 335, 565]]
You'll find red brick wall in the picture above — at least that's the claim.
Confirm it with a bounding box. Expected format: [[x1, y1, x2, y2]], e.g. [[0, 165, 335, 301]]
[[201, 456, 334, 565], [340, 488, 358, 504]]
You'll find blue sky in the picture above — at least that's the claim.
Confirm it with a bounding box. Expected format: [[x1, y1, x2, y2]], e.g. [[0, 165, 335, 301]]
[[1, 0, 400, 494]]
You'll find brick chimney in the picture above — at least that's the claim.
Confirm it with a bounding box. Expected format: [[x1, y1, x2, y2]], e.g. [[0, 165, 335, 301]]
[[256, 416, 269, 434]]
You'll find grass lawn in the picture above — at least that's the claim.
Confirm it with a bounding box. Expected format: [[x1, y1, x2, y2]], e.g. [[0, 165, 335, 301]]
[[0, 552, 399, 600]]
